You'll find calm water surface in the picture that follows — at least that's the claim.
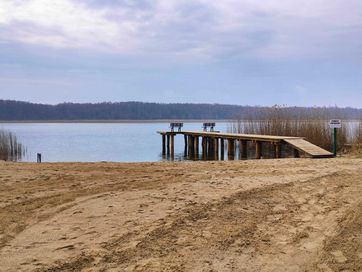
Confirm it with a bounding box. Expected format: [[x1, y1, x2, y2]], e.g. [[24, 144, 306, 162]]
[[0, 122, 228, 162]]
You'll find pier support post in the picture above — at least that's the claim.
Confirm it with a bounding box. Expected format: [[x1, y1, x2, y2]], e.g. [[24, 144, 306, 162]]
[[202, 137, 207, 158], [255, 141, 262, 159], [184, 135, 188, 152], [240, 140, 248, 159], [208, 137, 213, 157], [274, 143, 281, 159], [228, 139, 235, 160], [294, 149, 300, 158], [170, 134, 175, 157], [194, 136, 199, 156], [213, 138, 219, 160], [188, 136, 194, 156], [220, 138, 225, 160], [166, 134, 170, 155], [162, 134, 166, 155], [37, 153, 42, 163]]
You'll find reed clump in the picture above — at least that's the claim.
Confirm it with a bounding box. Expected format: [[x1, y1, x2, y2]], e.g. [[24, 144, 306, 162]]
[[351, 120, 362, 151], [0, 129, 24, 161], [230, 106, 348, 151]]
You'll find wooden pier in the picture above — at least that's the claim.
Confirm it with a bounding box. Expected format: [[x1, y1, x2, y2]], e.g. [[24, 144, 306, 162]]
[[158, 131, 334, 160]]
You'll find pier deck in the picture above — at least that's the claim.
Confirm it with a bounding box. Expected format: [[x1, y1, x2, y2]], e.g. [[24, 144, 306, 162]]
[[283, 138, 334, 158], [158, 131, 333, 159]]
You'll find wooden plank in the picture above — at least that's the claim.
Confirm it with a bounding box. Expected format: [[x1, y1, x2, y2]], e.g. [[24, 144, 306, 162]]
[[158, 131, 301, 142], [214, 138, 219, 159], [228, 139, 235, 158], [170, 135, 174, 156], [194, 136, 199, 155], [162, 135, 166, 155], [255, 141, 262, 159], [283, 138, 333, 158], [166, 134, 170, 154], [240, 140, 248, 159], [220, 138, 224, 160], [274, 143, 281, 159]]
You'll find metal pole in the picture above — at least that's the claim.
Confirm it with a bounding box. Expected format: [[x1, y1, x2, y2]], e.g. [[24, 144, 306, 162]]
[[333, 127, 337, 157], [37, 153, 42, 163]]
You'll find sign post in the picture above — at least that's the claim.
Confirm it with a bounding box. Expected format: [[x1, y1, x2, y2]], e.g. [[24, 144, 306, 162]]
[[329, 119, 341, 157]]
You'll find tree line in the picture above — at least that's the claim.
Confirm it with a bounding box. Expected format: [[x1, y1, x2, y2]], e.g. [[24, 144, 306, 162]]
[[0, 100, 361, 120]]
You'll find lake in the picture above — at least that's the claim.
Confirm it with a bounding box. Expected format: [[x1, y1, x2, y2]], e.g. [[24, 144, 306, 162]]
[[0, 122, 229, 162], [1, 121, 359, 162]]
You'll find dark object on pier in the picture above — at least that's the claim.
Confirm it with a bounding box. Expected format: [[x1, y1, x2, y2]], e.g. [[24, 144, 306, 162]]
[[203, 123, 215, 132], [170, 122, 183, 132], [37, 153, 42, 163]]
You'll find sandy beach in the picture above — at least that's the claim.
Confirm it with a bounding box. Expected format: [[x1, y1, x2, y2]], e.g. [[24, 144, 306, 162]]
[[0, 158, 361, 271]]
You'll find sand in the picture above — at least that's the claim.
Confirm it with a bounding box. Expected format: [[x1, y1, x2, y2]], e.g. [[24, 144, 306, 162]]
[[0, 158, 361, 271]]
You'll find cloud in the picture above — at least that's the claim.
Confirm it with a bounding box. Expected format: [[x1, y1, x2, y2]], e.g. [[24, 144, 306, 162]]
[[0, 0, 361, 60]]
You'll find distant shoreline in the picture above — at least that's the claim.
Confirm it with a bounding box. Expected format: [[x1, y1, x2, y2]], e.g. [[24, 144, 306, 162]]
[[0, 119, 233, 124], [0, 119, 360, 124]]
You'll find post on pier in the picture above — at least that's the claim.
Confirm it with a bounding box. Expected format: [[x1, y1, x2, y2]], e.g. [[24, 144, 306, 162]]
[[274, 142, 281, 159], [294, 148, 300, 158], [213, 138, 219, 160], [195, 136, 199, 155], [187, 135, 192, 156], [162, 134, 166, 155], [201, 137, 207, 157], [208, 137, 214, 156], [166, 134, 170, 155], [220, 138, 225, 160], [240, 140, 248, 159], [228, 139, 235, 159], [255, 141, 262, 159], [184, 134, 188, 152], [170, 134, 175, 157]]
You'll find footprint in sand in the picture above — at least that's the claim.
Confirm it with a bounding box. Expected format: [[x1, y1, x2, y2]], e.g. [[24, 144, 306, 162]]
[[55, 244, 75, 251], [331, 250, 347, 263]]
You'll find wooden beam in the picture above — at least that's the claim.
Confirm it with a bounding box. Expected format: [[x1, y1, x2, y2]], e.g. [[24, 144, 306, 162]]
[[194, 136, 199, 156], [162, 134, 166, 155], [240, 140, 248, 159], [294, 148, 300, 158], [214, 138, 219, 160], [184, 134, 188, 150], [220, 138, 225, 160], [166, 134, 170, 155], [201, 137, 207, 158], [208, 137, 214, 155], [170, 135, 175, 156], [274, 143, 281, 159], [255, 141, 262, 159], [228, 139, 235, 159], [188, 135, 194, 156]]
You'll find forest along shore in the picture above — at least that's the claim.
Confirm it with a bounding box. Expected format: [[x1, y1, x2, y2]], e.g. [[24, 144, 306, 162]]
[[0, 158, 361, 271]]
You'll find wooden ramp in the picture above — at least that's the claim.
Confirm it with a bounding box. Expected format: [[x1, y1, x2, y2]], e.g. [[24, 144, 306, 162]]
[[283, 138, 333, 158]]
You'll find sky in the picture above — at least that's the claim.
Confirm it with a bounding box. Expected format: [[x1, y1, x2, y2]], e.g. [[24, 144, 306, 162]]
[[0, 0, 362, 107]]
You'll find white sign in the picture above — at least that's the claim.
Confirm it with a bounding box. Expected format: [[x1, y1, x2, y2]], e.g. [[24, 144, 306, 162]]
[[329, 119, 342, 129]]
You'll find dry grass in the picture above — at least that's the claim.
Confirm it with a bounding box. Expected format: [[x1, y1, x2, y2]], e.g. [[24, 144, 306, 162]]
[[230, 106, 349, 151], [351, 120, 362, 152], [0, 129, 24, 161]]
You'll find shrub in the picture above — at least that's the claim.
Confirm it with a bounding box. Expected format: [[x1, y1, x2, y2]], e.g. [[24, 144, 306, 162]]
[[0, 129, 24, 161], [229, 106, 348, 152]]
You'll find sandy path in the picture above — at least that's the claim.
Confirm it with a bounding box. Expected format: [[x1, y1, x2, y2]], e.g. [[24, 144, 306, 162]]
[[0, 158, 361, 271]]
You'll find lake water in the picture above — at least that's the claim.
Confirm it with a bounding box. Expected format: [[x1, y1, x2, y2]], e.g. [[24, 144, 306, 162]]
[[0, 122, 229, 162], [1, 121, 359, 162]]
